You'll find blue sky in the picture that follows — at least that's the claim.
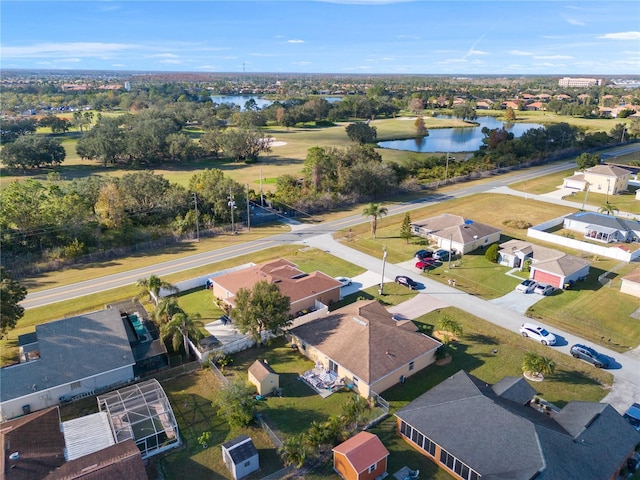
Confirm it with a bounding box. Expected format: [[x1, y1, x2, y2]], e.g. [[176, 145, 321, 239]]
[[1, 1, 639, 74]]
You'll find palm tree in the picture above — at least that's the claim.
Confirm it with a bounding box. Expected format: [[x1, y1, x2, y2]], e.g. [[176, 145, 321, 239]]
[[361, 203, 388, 238], [136, 275, 179, 306], [161, 312, 204, 360], [151, 296, 183, 324], [598, 202, 619, 216], [279, 434, 309, 468], [436, 314, 463, 344], [522, 352, 556, 379]]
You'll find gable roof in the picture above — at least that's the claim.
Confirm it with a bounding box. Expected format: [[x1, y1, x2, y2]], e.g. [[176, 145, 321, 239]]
[[222, 435, 258, 465], [585, 164, 631, 177], [211, 258, 341, 306], [290, 300, 440, 384], [0, 407, 66, 480], [622, 268, 640, 285], [332, 431, 389, 473], [499, 240, 589, 276], [248, 359, 277, 381], [395, 370, 640, 480], [412, 214, 501, 245], [1, 308, 134, 403]]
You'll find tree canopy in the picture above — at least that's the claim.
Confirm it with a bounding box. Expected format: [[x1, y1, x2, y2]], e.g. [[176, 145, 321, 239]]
[[0, 135, 65, 170], [345, 122, 377, 144], [361, 203, 388, 238], [231, 280, 292, 343], [212, 379, 258, 428], [0, 267, 27, 339]]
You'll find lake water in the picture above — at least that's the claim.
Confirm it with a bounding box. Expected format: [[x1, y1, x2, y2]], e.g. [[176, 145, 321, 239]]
[[377, 116, 543, 153], [209, 95, 342, 110]]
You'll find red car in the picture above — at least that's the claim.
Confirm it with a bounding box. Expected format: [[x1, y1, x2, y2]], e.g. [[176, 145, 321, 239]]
[[416, 259, 435, 270]]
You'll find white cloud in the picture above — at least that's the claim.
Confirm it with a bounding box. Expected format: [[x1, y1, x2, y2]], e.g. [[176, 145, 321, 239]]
[[1, 42, 137, 58], [160, 59, 182, 64], [469, 50, 489, 56], [292, 61, 311, 65], [597, 31, 640, 40], [288, 39, 305, 44], [111, 64, 126, 67], [567, 18, 585, 26], [151, 53, 180, 58], [533, 55, 574, 60], [249, 53, 278, 57], [53, 58, 82, 63], [510, 50, 534, 56]]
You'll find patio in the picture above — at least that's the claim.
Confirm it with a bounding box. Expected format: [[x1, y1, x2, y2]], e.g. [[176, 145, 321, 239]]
[[299, 364, 344, 398]]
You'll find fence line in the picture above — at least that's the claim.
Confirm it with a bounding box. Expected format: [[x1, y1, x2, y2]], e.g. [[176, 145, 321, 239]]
[[256, 413, 284, 448], [150, 361, 200, 383]]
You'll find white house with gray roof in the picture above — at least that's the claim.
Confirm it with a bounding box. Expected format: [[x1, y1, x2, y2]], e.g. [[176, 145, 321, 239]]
[[395, 370, 640, 480], [0, 308, 136, 422], [564, 211, 640, 244]]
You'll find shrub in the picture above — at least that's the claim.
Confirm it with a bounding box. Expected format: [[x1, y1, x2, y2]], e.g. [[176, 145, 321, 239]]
[[485, 243, 499, 263], [502, 219, 532, 229]]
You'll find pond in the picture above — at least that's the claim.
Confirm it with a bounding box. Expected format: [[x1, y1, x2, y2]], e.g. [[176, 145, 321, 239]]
[[209, 95, 342, 110], [377, 115, 544, 153]]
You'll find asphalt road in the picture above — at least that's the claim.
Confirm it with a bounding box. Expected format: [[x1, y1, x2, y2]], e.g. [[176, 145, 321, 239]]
[[21, 159, 575, 309]]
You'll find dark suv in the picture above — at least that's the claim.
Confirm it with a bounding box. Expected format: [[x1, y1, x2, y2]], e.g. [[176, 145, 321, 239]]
[[570, 344, 609, 368], [395, 275, 418, 290]]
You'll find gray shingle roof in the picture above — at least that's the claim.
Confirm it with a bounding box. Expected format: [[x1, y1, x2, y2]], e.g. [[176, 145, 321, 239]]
[[1, 308, 134, 403], [565, 212, 640, 233], [222, 435, 258, 465], [395, 370, 640, 480]]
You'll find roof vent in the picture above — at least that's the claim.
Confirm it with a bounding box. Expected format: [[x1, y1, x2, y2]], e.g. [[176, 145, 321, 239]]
[[352, 316, 368, 327]]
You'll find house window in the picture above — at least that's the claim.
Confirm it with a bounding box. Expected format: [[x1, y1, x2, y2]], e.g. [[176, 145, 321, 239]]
[[440, 449, 455, 470], [244, 461, 251, 467], [368, 463, 377, 473], [71, 381, 81, 390], [423, 435, 436, 456], [329, 360, 338, 373], [409, 361, 414, 371], [352, 376, 359, 387], [301, 342, 306, 351]]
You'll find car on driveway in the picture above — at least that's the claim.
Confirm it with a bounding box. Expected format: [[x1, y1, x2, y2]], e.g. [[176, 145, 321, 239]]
[[534, 283, 554, 296], [416, 258, 436, 271], [395, 275, 418, 289], [414, 249, 433, 260], [519, 322, 556, 345], [515, 279, 537, 293], [334, 276, 352, 287], [433, 249, 452, 261], [623, 403, 640, 431], [570, 344, 609, 368]]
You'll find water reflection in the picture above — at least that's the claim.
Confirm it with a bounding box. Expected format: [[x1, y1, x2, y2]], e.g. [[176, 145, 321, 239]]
[[378, 116, 543, 153]]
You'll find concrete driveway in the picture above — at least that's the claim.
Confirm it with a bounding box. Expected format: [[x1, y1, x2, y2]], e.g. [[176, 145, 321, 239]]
[[490, 290, 546, 315]]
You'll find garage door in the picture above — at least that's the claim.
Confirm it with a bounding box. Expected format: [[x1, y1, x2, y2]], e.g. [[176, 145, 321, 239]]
[[533, 270, 561, 288]]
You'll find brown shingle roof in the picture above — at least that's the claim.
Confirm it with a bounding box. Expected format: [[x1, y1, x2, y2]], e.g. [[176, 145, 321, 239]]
[[212, 259, 341, 306], [622, 268, 640, 284], [248, 359, 277, 381], [413, 214, 501, 245], [290, 300, 440, 384], [44, 440, 147, 480], [333, 431, 389, 474], [1, 407, 66, 480], [585, 165, 631, 177]]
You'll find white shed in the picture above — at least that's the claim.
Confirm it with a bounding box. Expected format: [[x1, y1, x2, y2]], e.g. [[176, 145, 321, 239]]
[[222, 435, 259, 479]]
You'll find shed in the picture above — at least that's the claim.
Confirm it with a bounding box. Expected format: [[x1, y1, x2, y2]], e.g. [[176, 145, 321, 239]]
[[621, 268, 640, 298], [222, 435, 259, 479], [248, 359, 279, 396], [333, 431, 389, 480]]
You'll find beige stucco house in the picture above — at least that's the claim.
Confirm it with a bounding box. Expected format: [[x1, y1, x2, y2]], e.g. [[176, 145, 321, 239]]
[[411, 214, 502, 255], [562, 165, 631, 195], [289, 300, 441, 399], [210, 258, 342, 316]]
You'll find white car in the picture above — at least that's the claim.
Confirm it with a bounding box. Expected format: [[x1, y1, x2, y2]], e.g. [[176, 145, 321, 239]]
[[515, 279, 537, 293], [534, 283, 554, 296], [519, 322, 556, 345], [335, 276, 352, 287]]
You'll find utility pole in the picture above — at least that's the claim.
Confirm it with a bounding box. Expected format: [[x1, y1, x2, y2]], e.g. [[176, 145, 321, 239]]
[[228, 187, 236, 234], [192, 192, 200, 242], [581, 183, 590, 211], [448, 233, 453, 270], [246, 184, 251, 231], [260, 168, 264, 207], [379, 246, 388, 296], [444, 153, 452, 185]]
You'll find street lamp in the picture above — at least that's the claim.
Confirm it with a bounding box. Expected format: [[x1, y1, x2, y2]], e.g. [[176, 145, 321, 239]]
[[444, 153, 453, 185], [606, 178, 611, 204], [379, 246, 388, 295]]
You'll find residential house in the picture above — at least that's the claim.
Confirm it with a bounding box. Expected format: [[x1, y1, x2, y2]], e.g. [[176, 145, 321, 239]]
[[498, 239, 590, 288], [332, 431, 390, 480], [210, 259, 342, 316], [289, 300, 441, 398], [620, 268, 640, 298], [501, 100, 520, 110], [396, 370, 640, 480], [475, 101, 491, 110], [248, 359, 279, 396], [411, 214, 501, 255], [563, 212, 640, 244], [0, 308, 135, 422], [524, 102, 545, 111], [562, 164, 631, 195], [0, 407, 148, 480], [222, 435, 259, 480]]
